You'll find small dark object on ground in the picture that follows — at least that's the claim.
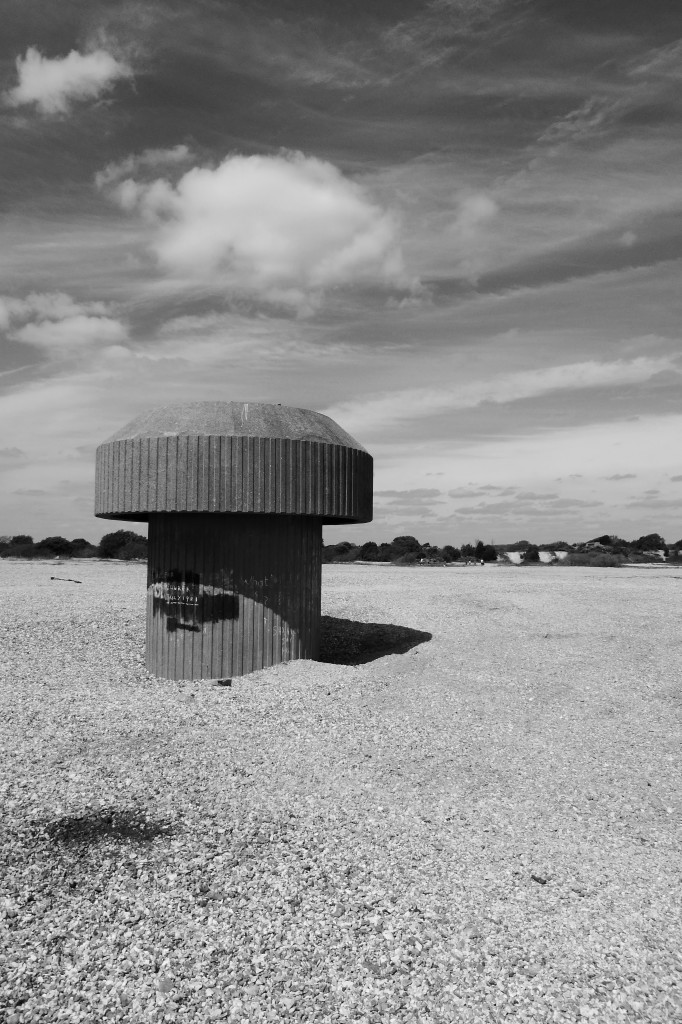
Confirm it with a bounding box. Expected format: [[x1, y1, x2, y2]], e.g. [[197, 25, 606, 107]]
[[50, 576, 83, 584]]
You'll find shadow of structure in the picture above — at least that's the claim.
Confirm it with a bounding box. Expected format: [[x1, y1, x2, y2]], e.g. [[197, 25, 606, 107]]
[[319, 615, 432, 666], [44, 808, 174, 847]]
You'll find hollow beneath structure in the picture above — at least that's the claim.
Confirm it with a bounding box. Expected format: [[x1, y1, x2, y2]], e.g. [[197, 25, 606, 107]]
[[146, 513, 322, 679]]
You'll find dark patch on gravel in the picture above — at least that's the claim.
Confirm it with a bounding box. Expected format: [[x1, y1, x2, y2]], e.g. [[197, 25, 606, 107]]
[[319, 616, 432, 665], [43, 807, 175, 846]]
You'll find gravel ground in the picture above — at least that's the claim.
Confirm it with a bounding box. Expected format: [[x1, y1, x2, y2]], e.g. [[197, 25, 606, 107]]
[[1, 559, 681, 1024]]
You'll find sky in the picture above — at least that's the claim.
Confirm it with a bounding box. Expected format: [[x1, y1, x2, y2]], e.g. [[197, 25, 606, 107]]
[[1, 0, 681, 548]]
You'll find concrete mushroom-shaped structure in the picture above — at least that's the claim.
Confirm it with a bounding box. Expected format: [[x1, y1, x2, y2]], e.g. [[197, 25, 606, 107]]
[[95, 402, 373, 679]]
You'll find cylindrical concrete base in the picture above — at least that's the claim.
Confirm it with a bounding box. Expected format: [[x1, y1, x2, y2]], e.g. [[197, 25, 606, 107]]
[[146, 513, 322, 679]]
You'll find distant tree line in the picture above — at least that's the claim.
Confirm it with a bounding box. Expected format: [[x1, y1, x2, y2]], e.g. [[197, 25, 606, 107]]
[[1, 529, 679, 565], [0, 530, 148, 561], [324, 533, 682, 566], [325, 536, 513, 565]]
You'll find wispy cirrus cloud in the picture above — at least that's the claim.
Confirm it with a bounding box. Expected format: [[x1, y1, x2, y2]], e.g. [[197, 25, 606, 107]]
[[448, 485, 517, 498], [449, 495, 603, 517], [325, 356, 677, 436], [4, 47, 132, 115], [95, 145, 194, 190], [375, 488, 442, 500]]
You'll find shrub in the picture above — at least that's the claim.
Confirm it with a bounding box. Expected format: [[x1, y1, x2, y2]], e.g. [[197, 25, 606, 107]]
[[479, 543, 498, 562], [34, 536, 74, 557], [392, 551, 419, 565], [333, 545, 361, 563], [11, 535, 33, 546], [586, 553, 625, 567], [504, 540, 531, 552], [71, 544, 98, 558], [117, 539, 148, 560], [0, 541, 35, 559], [522, 545, 540, 563], [632, 533, 667, 554], [99, 530, 148, 559], [391, 535, 421, 556], [625, 550, 664, 563], [70, 537, 92, 552], [562, 552, 624, 567]]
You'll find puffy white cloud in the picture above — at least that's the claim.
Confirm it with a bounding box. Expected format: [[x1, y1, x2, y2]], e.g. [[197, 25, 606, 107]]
[[0, 291, 127, 356], [14, 316, 128, 353], [0, 292, 109, 328], [4, 47, 132, 115], [101, 151, 404, 309]]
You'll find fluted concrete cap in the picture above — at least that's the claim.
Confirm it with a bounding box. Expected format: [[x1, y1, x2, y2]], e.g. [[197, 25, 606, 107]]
[[95, 401, 373, 523]]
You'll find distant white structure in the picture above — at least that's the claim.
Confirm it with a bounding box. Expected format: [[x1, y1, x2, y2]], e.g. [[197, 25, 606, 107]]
[[504, 550, 568, 564]]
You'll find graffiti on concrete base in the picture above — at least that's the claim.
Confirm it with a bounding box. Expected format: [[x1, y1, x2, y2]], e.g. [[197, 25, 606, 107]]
[[149, 569, 238, 631]]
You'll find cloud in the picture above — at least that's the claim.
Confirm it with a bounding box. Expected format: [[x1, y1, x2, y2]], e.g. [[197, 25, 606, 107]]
[[447, 487, 488, 499], [382, 0, 509, 67], [671, 475, 682, 482], [94, 145, 193, 190], [0, 292, 109, 329], [449, 495, 602, 517], [375, 488, 441, 499], [1, 292, 128, 356], [325, 356, 677, 435], [4, 47, 132, 116], [0, 447, 25, 460], [14, 316, 128, 354], [538, 96, 614, 147], [100, 151, 405, 310], [547, 498, 602, 509], [448, 485, 517, 499], [625, 497, 682, 509], [629, 39, 682, 82], [450, 193, 498, 239], [604, 473, 637, 480]]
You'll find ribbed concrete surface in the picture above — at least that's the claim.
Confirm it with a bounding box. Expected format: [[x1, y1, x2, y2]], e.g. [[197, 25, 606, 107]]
[[95, 434, 372, 523], [146, 513, 321, 679], [95, 402, 372, 679]]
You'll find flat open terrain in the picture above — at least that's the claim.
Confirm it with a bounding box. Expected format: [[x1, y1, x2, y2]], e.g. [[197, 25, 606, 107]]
[[1, 560, 681, 1023]]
